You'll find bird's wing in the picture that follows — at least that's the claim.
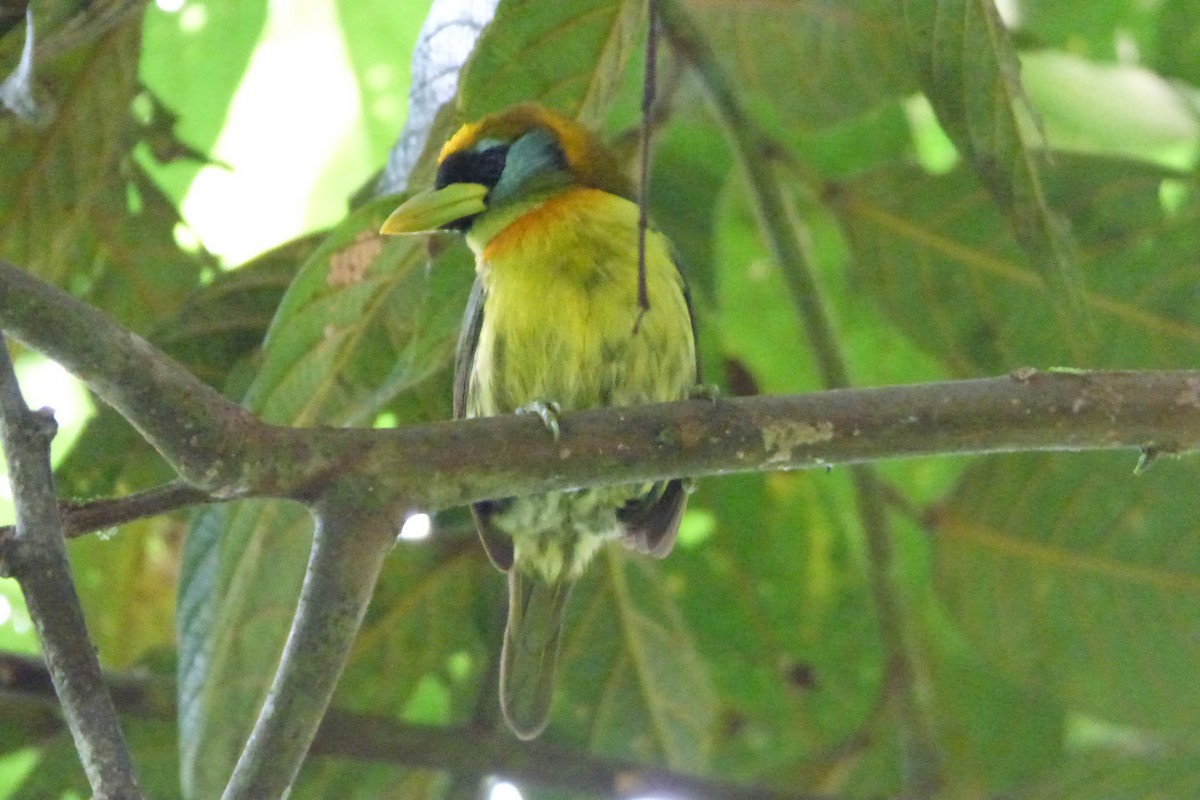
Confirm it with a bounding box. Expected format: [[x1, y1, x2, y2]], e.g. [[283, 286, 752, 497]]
[[453, 277, 486, 420], [616, 242, 698, 559], [455, 277, 517, 571], [618, 479, 687, 558]]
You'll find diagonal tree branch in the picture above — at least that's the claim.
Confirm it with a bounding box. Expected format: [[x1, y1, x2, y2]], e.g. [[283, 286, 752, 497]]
[[0, 259, 261, 493], [220, 486, 398, 800], [0, 337, 145, 799], [655, 0, 943, 789]]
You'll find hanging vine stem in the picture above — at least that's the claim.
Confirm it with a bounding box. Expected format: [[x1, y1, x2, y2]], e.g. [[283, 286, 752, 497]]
[[633, 0, 658, 334]]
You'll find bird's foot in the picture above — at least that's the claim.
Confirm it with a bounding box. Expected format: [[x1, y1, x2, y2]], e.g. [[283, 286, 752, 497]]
[[517, 400, 562, 441], [690, 383, 721, 403]]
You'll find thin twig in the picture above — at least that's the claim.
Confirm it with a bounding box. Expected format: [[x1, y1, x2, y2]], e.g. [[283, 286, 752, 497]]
[[1, 482, 227, 578], [0, 338, 145, 799], [0, 480, 219, 542], [633, 0, 658, 332]]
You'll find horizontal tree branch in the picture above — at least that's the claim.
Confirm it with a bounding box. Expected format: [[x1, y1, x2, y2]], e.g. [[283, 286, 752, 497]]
[[280, 367, 1200, 518], [4, 258, 1199, 531]]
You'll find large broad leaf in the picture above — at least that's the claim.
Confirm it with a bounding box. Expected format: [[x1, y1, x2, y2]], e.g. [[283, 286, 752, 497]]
[[1154, 0, 1200, 86], [838, 155, 1200, 375], [176, 196, 475, 797], [1019, 750, 1200, 799], [934, 453, 1200, 733], [669, 473, 886, 782], [1016, 0, 1159, 63], [0, 11, 207, 334], [685, 0, 916, 131], [1019, 51, 1200, 163], [929, 641, 1066, 792], [457, 0, 645, 124], [647, 115, 730, 306], [68, 515, 181, 670], [333, 0, 436, 162], [178, 500, 311, 798], [896, 0, 1086, 334], [241, 199, 472, 426], [556, 547, 717, 770]]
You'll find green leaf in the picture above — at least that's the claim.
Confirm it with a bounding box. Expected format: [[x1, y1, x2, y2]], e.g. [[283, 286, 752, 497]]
[[648, 115, 730, 305], [838, 156, 1200, 374], [337, 546, 487, 721], [0, 10, 210, 335], [287, 546, 488, 799], [557, 548, 716, 769], [0, 16, 156, 292], [178, 500, 312, 798], [291, 765, 445, 800], [672, 474, 885, 777], [69, 516, 180, 670], [1020, 51, 1200, 165], [9, 714, 182, 799], [934, 454, 1200, 732], [243, 197, 471, 426], [54, 407, 171, 500], [458, 0, 645, 124], [932, 645, 1065, 792], [1155, 0, 1200, 85], [7, 732, 87, 798], [153, 236, 315, 390], [83, 161, 216, 334], [687, 0, 916, 130], [897, 0, 1087, 335], [1020, 749, 1200, 799], [334, 0, 435, 160], [1017, 0, 1158, 63]]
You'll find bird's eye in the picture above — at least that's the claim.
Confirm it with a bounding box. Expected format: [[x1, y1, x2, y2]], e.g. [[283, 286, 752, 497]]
[[435, 145, 509, 190]]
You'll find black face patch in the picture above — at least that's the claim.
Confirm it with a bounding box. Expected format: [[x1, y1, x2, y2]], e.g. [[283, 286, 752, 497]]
[[436, 145, 509, 191]]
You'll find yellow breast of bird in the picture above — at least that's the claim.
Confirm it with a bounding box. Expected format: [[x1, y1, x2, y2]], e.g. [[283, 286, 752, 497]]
[[468, 187, 694, 417]]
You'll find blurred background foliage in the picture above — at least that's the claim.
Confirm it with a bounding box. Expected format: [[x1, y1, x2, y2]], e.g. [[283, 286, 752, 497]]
[[1, 0, 1199, 798]]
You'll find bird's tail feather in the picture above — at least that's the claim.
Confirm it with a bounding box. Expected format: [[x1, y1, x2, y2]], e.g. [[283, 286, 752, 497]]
[[500, 569, 573, 739]]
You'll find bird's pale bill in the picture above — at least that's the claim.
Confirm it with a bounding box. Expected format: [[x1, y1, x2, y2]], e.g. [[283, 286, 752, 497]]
[[380, 183, 489, 235]]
